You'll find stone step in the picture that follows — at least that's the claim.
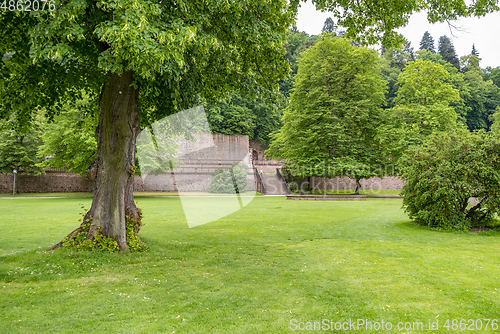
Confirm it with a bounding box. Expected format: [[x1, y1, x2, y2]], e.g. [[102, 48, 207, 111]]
[[260, 173, 288, 195]]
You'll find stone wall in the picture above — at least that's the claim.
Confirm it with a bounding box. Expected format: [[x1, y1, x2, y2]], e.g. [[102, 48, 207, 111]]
[[249, 139, 283, 167], [0, 172, 92, 194], [286, 176, 404, 192], [0, 133, 255, 194], [0, 131, 404, 194], [0, 172, 403, 194], [138, 132, 254, 192], [136, 171, 255, 192]]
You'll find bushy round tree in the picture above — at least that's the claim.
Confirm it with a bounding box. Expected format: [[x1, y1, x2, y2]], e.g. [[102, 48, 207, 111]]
[[400, 128, 500, 230], [208, 163, 248, 194], [267, 35, 387, 194]]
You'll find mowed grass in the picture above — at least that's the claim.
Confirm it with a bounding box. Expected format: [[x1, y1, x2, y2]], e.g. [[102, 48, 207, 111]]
[[1, 195, 500, 333]]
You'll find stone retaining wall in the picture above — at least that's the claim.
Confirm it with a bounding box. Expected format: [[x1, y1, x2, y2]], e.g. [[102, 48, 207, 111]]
[[0, 171, 403, 194], [312, 176, 404, 191], [0, 130, 404, 194], [286, 176, 404, 192], [0, 172, 92, 194], [0, 133, 255, 194]]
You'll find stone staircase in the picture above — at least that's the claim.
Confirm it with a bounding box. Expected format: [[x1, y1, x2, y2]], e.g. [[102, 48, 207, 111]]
[[260, 172, 289, 195]]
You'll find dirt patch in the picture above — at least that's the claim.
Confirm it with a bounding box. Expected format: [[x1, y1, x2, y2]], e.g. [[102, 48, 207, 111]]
[[470, 227, 493, 232]]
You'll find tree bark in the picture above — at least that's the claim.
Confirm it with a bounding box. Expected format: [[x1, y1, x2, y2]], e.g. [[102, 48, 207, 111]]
[[353, 178, 361, 195], [83, 70, 141, 251]]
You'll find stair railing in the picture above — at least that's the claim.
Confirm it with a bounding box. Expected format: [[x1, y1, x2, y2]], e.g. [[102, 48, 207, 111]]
[[255, 167, 266, 195], [276, 168, 290, 194]]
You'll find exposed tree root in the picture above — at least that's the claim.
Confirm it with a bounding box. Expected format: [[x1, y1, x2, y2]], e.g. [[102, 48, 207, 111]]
[[45, 226, 84, 251]]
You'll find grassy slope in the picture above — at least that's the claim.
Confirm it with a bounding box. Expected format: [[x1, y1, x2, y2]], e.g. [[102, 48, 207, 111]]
[[1, 196, 499, 333]]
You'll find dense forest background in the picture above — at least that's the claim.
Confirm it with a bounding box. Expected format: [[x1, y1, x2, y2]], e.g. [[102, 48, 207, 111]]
[[207, 20, 500, 144]]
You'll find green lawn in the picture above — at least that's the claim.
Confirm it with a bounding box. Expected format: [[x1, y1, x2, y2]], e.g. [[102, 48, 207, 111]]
[[1, 195, 499, 333]]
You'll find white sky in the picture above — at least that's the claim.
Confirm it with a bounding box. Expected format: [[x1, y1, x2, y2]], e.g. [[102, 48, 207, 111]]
[[295, 1, 500, 69]]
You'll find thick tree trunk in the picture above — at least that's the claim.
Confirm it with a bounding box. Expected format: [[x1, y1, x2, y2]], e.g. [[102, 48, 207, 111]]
[[46, 71, 142, 252], [82, 71, 142, 251]]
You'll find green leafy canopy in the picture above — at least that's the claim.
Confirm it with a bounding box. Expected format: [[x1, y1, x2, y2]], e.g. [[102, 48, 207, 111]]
[[268, 36, 386, 181], [1, 0, 297, 128], [377, 59, 461, 165], [400, 128, 500, 230], [312, 0, 499, 47]]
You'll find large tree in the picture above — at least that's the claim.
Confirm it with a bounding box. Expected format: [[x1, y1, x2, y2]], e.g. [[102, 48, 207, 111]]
[[0, 1, 296, 250], [267, 36, 386, 194], [378, 59, 461, 164], [414, 50, 470, 125], [416, 50, 500, 131]]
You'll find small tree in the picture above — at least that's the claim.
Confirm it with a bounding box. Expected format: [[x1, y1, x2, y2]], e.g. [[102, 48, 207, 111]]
[[37, 99, 98, 176], [471, 44, 480, 57], [400, 128, 500, 230], [207, 163, 248, 194], [0, 120, 43, 176]]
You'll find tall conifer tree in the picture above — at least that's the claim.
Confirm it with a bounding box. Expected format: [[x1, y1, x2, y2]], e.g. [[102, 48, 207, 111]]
[[419, 31, 435, 53], [438, 36, 460, 70]]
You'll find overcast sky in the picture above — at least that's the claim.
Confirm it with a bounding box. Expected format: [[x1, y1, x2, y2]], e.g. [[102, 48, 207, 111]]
[[295, 2, 500, 69]]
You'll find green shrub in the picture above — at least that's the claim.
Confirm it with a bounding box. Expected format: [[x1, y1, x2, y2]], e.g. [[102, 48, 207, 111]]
[[208, 162, 248, 194], [400, 128, 500, 230]]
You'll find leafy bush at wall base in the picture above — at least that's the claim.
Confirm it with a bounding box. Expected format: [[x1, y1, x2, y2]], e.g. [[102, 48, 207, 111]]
[[207, 162, 248, 194], [399, 129, 500, 230]]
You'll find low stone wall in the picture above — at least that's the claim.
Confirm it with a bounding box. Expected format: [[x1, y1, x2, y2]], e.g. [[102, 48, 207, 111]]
[[0, 172, 402, 194], [1, 169, 256, 194], [287, 194, 367, 201], [287, 176, 404, 192], [0, 172, 92, 194]]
